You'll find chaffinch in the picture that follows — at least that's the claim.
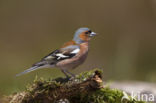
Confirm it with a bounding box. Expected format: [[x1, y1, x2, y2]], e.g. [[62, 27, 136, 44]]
[[16, 27, 97, 77]]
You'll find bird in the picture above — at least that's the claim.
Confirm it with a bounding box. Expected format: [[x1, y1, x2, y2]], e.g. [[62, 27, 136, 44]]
[[16, 27, 97, 77]]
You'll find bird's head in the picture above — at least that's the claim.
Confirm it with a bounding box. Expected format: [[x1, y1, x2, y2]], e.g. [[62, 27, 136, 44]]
[[73, 27, 97, 44]]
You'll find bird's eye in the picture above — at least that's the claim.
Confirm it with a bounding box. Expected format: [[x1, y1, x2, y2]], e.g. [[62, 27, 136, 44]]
[[88, 30, 92, 33]]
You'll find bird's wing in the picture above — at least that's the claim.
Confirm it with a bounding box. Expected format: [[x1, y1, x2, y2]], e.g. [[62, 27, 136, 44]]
[[41, 45, 80, 63], [16, 45, 80, 76]]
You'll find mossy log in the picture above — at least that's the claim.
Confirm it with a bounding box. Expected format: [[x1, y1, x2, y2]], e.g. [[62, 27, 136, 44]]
[[5, 69, 145, 103]]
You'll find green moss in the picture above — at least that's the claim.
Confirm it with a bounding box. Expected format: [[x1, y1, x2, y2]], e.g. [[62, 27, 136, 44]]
[[81, 87, 145, 103], [8, 69, 146, 103], [76, 68, 103, 81]]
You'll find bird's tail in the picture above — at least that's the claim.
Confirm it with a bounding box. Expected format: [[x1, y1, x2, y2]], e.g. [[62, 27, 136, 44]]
[[16, 66, 41, 77]]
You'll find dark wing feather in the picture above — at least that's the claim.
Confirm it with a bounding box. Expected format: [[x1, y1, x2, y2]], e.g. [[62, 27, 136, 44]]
[[41, 49, 60, 60]]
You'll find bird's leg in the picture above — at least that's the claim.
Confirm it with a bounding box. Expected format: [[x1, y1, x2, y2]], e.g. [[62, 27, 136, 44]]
[[61, 69, 70, 78], [65, 70, 75, 77], [64, 70, 76, 81]]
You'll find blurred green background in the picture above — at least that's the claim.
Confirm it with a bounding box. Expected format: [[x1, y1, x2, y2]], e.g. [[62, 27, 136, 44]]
[[0, 0, 156, 94]]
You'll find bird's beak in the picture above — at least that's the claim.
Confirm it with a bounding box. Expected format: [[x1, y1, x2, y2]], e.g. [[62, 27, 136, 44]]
[[90, 32, 97, 37]]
